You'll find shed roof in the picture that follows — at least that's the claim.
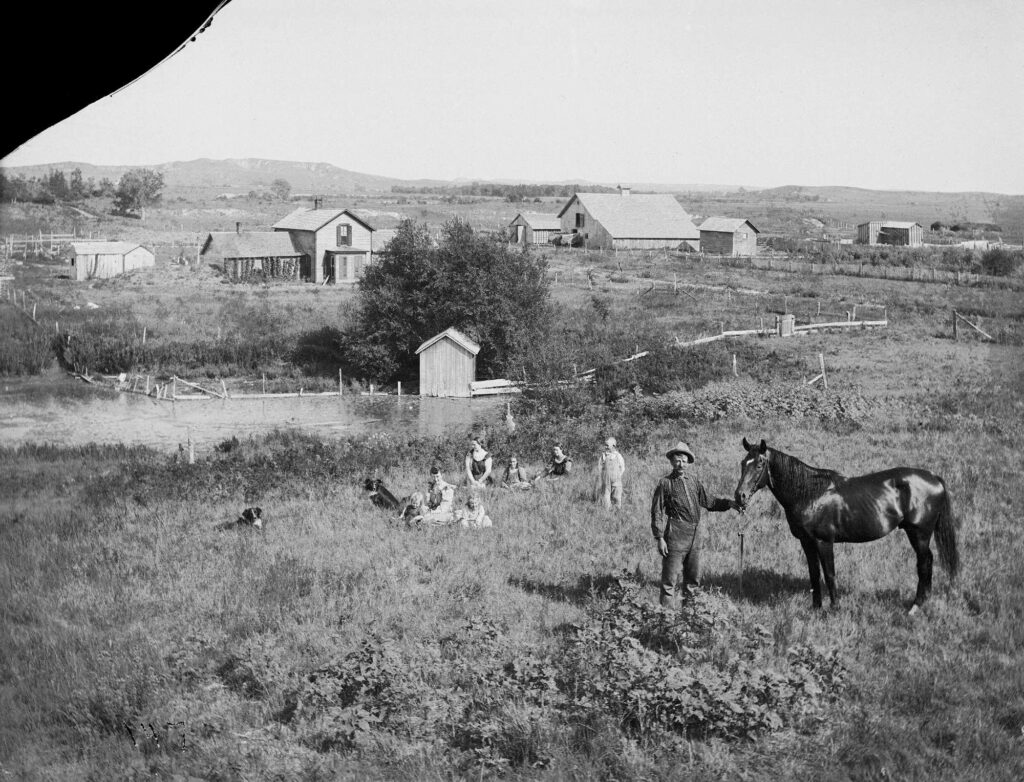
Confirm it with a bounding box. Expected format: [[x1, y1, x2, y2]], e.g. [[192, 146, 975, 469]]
[[415, 327, 481, 356], [70, 241, 147, 255], [858, 220, 922, 229], [272, 207, 375, 233], [372, 228, 398, 252], [699, 217, 760, 234], [557, 193, 699, 239], [511, 213, 562, 231], [202, 232, 304, 258]]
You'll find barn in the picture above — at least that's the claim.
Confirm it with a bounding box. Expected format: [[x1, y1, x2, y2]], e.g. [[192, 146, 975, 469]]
[[200, 231, 306, 280], [698, 218, 760, 256], [509, 213, 561, 246], [856, 221, 924, 247], [557, 187, 700, 251], [67, 241, 155, 281], [415, 327, 480, 398], [273, 207, 375, 284]]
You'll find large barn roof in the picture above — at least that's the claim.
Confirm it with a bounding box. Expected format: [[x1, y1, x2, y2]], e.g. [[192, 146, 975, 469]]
[[415, 327, 481, 356], [70, 241, 147, 255], [558, 193, 699, 239], [699, 217, 760, 234], [272, 207, 375, 232], [858, 220, 922, 229], [202, 232, 304, 258], [511, 212, 562, 231]]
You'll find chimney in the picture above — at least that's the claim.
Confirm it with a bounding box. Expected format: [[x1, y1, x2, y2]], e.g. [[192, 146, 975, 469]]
[[313, 196, 323, 210], [235, 221, 241, 234], [618, 185, 631, 197]]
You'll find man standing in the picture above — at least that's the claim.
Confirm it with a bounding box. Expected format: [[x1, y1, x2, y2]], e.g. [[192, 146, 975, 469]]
[[651, 441, 739, 608], [598, 436, 626, 509]]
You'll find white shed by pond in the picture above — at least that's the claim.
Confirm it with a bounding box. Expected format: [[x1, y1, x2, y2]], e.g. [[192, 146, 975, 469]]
[[415, 327, 480, 398], [67, 242, 155, 281]]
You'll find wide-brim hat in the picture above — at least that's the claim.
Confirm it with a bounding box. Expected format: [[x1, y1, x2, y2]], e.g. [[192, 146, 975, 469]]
[[666, 441, 695, 463]]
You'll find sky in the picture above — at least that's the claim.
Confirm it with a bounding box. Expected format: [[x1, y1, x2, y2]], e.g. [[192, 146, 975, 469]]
[[3, 0, 1023, 193]]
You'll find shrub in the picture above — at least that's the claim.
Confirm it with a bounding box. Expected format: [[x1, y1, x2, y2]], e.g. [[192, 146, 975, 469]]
[[980, 247, 1023, 277]]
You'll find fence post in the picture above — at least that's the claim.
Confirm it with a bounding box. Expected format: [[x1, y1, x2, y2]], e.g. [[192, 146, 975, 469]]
[[337, 369, 342, 395], [397, 381, 402, 396], [952, 310, 958, 341], [732, 353, 738, 377], [819, 353, 827, 389]]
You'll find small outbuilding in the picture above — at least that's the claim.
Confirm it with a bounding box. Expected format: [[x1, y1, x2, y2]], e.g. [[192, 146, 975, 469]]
[[698, 218, 760, 256], [415, 327, 481, 398], [509, 213, 562, 245], [67, 241, 155, 281], [856, 221, 923, 247]]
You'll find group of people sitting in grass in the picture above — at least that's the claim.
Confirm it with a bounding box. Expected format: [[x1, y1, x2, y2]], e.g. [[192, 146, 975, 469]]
[[401, 436, 627, 528]]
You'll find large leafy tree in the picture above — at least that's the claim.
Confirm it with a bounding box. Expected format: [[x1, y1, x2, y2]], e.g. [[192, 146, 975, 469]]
[[344, 218, 550, 384], [112, 168, 164, 217]]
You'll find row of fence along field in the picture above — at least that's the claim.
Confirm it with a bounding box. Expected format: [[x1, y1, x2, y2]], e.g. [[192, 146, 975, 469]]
[[544, 248, 1023, 291]]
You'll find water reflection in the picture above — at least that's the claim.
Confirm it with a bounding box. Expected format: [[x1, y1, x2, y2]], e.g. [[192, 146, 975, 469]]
[[0, 381, 504, 453]]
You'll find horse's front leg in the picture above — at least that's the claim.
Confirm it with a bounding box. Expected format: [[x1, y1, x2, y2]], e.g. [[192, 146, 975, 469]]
[[816, 540, 840, 609], [799, 537, 823, 608]]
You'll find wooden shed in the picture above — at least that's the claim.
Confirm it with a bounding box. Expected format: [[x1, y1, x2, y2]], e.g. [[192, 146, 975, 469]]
[[698, 218, 760, 256], [856, 221, 923, 247], [68, 241, 155, 281], [415, 327, 480, 398], [509, 213, 562, 245]]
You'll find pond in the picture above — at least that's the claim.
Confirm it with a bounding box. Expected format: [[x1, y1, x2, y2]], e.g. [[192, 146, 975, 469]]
[[0, 375, 505, 454]]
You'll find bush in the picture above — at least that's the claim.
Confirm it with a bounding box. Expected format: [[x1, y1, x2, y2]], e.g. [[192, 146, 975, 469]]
[[979, 247, 1023, 277]]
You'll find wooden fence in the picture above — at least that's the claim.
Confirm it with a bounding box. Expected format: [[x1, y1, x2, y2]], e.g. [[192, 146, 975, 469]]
[[2, 231, 78, 259]]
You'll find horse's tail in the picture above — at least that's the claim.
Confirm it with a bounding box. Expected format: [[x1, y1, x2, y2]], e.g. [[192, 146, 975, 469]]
[[934, 480, 960, 582]]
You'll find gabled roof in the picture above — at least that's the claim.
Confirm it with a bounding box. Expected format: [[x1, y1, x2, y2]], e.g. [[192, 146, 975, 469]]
[[272, 207, 375, 233], [557, 193, 699, 239], [858, 220, 922, 229], [415, 327, 481, 356], [699, 217, 760, 234], [510, 212, 562, 231], [201, 232, 304, 258], [70, 241, 148, 255]]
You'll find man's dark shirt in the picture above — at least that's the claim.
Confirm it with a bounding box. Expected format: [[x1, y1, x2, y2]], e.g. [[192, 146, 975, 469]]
[[651, 471, 732, 539]]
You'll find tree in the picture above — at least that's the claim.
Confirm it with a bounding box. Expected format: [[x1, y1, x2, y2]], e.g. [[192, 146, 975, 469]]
[[343, 218, 550, 384], [68, 168, 86, 200], [270, 178, 292, 200], [113, 168, 164, 217]]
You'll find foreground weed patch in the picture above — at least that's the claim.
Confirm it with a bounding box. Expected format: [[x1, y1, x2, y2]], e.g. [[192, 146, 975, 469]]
[[283, 573, 846, 771]]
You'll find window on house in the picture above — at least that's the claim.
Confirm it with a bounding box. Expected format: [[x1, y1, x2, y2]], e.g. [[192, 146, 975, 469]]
[[337, 224, 352, 246], [575, 213, 585, 229]]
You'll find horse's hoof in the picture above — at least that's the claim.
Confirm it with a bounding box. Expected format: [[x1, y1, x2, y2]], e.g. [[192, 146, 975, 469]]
[[908, 604, 920, 617]]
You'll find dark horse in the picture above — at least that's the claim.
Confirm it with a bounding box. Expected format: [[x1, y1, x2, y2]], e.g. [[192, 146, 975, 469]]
[[734, 438, 960, 613]]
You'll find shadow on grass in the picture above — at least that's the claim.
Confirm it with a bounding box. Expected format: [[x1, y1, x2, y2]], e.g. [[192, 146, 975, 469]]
[[509, 571, 656, 607], [714, 566, 810, 604]]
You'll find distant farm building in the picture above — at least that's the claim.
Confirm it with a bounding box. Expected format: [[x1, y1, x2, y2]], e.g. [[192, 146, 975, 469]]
[[557, 187, 700, 250], [272, 208, 375, 284], [856, 221, 924, 247], [698, 218, 760, 256], [201, 230, 306, 280], [415, 327, 480, 398], [509, 213, 562, 245], [67, 242, 155, 281]]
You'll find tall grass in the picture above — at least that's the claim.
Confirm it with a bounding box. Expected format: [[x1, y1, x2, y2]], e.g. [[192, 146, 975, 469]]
[[2, 347, 1023, 779]]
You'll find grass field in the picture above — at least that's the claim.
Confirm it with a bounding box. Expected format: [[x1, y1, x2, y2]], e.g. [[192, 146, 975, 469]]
[[2, 233, 1024, 780]]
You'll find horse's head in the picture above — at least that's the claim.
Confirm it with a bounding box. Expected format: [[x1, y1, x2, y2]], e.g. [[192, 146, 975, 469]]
[[735, 437, 770, 510]]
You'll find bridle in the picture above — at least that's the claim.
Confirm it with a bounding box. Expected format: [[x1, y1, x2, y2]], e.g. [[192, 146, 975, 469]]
[[744, 449, 775, 501]]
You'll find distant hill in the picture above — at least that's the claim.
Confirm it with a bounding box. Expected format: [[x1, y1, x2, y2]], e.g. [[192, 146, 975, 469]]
[[0, 158, 453, 196]]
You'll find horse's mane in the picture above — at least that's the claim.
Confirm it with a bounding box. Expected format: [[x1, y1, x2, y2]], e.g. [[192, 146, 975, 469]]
[[768, 448, 845, 504]]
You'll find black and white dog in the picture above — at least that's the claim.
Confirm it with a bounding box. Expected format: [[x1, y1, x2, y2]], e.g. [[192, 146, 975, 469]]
[[217, 507, 264, 531], [363, 478, 402, 511]]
